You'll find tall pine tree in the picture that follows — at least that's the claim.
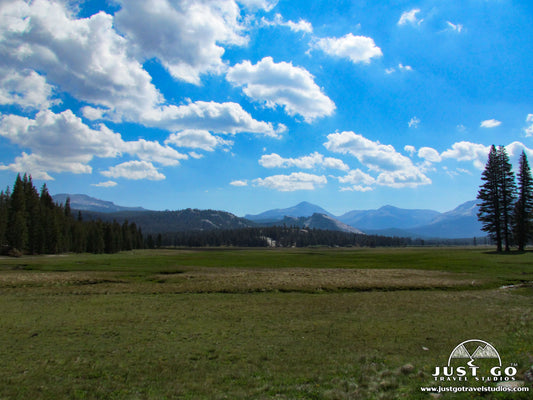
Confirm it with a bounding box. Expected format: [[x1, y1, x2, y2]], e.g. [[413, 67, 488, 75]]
[[497, 146, 517, 252], [7, 174, 28, 251], [513, 151, 533, 251]]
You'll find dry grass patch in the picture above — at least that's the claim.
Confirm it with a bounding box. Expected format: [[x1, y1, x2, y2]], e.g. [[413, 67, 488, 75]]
[[0, 271, 125, 287], [156, 267, 480, 293], [0, 267, 480, 294]]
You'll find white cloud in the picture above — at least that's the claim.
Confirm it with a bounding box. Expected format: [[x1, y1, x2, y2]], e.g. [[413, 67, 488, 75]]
[[398, 9, 422, 26], [325, 131, 415, 172], [124, 139, 188, 166], [399, 63, 413, 72], [0, 1, 282, 139], [253, 172, 327, 191], [385, 63, 413, 74], [0, 152, 82, 180], [408, 116, 420, 128], [439, 141, 533, 169], [101, 161, 165, 181], [440, 141, 490, 169], [337, 169, 375, 192], [165, 130, 233, 152], [0, 68, 58, 110], [480, 119, 501, 128], [226, 57, 335, 122], [505, 141, 533, 158], [313, 33, 383, 64], [237, 0, 278, 11], [230, 179, 248, 187], [0, 110, 187, 179], [324, 131, 431, 188], [418, 147, 442, 163], [376, 167, 432, 188], [259, 152, 348, 171], [91, 181, 118, 187], [0, 0, 162, 121], [141, 101, 285, 138], [114, 0, 247, 85], [261, 13, 313, 33], [404, 145, 416, 155], [525, 114, 533, 137]]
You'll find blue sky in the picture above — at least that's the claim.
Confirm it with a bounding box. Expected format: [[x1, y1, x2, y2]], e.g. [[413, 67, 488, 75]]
[[1, 0, 533, 216]]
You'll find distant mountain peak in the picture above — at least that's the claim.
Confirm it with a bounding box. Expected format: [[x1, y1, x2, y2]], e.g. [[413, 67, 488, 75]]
[[52, 193, 146, 213], [245, 201, 332, 221]]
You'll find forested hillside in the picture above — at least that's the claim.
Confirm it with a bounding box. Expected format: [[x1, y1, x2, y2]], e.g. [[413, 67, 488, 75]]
[[0, 174, 144, 255]]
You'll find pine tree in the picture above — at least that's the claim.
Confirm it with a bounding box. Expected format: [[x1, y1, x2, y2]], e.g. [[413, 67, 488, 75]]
[[7, 174, 28, 251], [497, 146, 517, 252], [477, 146, 503, 251], [24, 175, 43, 254], [477, 145, 517, 252], [513, 151, 533, 251], [0, 190, 8, 249]]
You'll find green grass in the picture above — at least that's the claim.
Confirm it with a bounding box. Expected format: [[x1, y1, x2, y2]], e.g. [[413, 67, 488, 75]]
[[0, 247, 532, 399]]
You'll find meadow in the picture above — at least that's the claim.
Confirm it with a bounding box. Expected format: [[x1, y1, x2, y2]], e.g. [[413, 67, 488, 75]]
[[0, 247, 532, 399]]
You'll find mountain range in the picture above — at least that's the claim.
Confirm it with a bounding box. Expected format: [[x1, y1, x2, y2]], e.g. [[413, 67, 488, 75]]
[[52, 195, 484, 239], [53, 194, 146, 213]]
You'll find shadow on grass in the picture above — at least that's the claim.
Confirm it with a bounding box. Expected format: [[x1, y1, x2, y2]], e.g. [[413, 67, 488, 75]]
[[482, 249, 533, 255]]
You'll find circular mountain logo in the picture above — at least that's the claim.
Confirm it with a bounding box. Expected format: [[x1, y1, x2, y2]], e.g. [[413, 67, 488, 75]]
[[432, 339, 517, 382], [448, 339, 501, 366]]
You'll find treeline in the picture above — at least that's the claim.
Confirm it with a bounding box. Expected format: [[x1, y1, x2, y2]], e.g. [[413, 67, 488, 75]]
[[477, 147, 533, 252], [0, 174, 144, 255], [158, 226, 414, 248]]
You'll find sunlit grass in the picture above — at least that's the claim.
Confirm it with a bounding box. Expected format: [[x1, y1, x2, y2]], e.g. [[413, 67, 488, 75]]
[[0, 247, 531, 399]]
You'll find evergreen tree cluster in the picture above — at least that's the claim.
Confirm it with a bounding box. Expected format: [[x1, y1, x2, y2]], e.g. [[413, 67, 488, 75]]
[[159, 226, 414, 248], [477, 146, 533, 252], [0, 174, 144, 255]]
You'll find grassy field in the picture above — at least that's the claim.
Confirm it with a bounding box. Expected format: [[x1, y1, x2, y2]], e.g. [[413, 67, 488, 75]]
[[0, 247, 532, 399]]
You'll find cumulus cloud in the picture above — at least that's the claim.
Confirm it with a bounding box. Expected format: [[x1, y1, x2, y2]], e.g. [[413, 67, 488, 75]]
[[227, 57, 335, 122], [0, 152, 83, 180], [324, 131, 431, 188], [313, 33, 383, 64], [0, 0, 162, 121], [325, 131, 414, 172], [101, 161, 165, 181], [505, 141, 533, 158], [418, 147, 442, 163], [253, 172, 327, 191], [0, 68, 58, 110], [337, 169, 375, 192], [259, 152, 348, 171], [480, 119, 501, 128], [261, 13, 313, 33], [0, 0, 280, 138], [165, 130, 233, 152], [398, 9, 422, 26], [237, 0, 278, 11], [0, 110, 187, 179], [376, 167, 431, 188], [141, 101, 285, 137], [440, 141, 490, 169], [114, 0, 247, 85]]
